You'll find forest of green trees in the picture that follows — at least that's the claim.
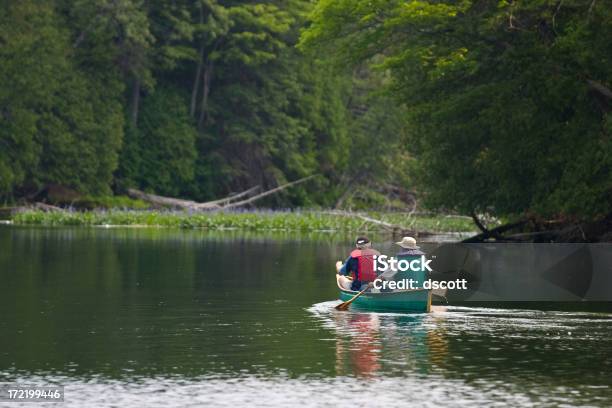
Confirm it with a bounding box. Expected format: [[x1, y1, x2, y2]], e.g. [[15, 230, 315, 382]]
[[0, 0, 408, 209], [1, 0, 611, 223]]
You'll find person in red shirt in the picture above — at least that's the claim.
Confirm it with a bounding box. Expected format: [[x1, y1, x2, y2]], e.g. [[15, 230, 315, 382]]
[[337, 236, 381, 291]]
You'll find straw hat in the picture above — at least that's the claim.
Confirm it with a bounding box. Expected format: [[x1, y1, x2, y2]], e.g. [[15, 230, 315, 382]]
[[395, 236, 419, 249]]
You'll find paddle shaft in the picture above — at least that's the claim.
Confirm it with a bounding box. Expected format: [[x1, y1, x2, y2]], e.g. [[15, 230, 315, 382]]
[[335, 282, 373, 311]]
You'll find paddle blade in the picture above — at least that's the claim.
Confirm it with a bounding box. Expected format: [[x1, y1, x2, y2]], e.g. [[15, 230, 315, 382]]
[[335, 301, 350, 311], [335, 283, 371, 311]]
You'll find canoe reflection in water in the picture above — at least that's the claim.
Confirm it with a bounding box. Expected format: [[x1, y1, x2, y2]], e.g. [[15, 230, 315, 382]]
[[334, 313, 382, 377], [311, 304, 449, 378]]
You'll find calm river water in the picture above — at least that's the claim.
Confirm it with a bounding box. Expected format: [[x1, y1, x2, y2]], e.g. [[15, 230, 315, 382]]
[[0, 226, 611, 407]]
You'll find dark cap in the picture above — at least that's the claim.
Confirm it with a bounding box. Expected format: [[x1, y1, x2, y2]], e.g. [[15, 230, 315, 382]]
[[355, 236, 370, 246]]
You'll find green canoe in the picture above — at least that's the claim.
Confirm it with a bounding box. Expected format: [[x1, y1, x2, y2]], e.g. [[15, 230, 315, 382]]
[[336, 275, 431, 313]]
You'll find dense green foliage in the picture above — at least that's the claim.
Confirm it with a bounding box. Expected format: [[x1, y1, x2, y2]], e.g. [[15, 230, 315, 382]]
[[119, 88, 198, 197], [4, 0, 609, 221], [301, 0, 612, 220], [13, 209, 475, 233], [0, 1, 123, 196], [0, 0, 408, 208]]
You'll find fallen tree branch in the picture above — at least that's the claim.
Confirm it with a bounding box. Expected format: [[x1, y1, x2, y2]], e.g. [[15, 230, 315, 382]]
[[222, 175, 315, 209], [127, 189, 203, 209], [127, 185, 261, 210], [34, 202, 62, 211], [505, 224, 586, 242], [1, 203, 61, 216], [587, 79, 612, 100], [352, 213, 397, 231], [194, 185, 260, 208], [323, 210, 434, 237], [470, 211, 489, 234], [505, 230, 562, 240], [462, 218, 531, 242], [127, 176, 315, 211]]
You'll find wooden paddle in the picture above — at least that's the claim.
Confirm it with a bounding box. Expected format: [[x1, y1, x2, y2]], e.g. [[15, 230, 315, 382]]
[[335, 282, 373, 311]]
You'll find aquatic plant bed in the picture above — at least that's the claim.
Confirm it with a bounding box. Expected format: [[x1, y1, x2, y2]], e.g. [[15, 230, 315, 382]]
[[11, 209, 476, 233]]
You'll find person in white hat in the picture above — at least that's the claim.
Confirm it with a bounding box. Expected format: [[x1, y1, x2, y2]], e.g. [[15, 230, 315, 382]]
[[391, 236, 428, 288], [394, 236, 425, 257]]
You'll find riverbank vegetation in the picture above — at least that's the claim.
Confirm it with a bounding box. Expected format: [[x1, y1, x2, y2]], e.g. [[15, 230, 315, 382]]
[[2, 1, 611, 241], [299, 0, 612, 241], [11, 209, 475, 234]]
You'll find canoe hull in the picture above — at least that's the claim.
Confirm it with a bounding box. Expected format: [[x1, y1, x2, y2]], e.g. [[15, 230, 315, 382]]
[[338, 288, 431, 312]]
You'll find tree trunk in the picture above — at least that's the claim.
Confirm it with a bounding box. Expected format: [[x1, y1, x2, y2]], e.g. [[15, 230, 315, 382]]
[[198, 60, 214, 129], [190, 4, 205, 118], [130, 77, 141, 127], [190, 45, 204, 118]]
